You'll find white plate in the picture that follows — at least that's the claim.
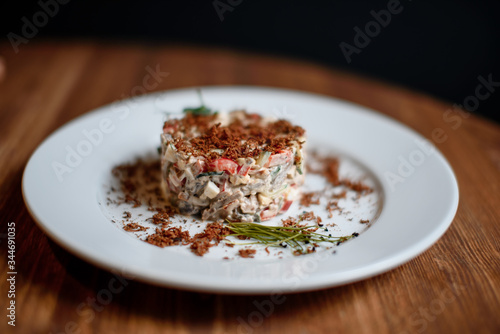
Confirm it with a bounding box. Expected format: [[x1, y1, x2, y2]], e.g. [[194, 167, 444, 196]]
[[22, 86, 459, 294]]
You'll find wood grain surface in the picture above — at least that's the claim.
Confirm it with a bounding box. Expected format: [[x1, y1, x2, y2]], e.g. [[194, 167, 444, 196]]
[[1, 41, 499, 334]]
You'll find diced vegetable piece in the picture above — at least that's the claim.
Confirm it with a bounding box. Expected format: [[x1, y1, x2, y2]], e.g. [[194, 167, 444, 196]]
[[167, 175, 180, 193], [203, 181, 220, 199], [184, 167, 194, 180], [164, 144, 177, 163], [169, 171, 181, 188], [260, 209, 277, 221], [210, 148, 225, 154], [209, 158, 238, 174], [255, 151, 272, 167], [237, 157, 255, 176], [295, 148, 304, 174], [240, 196, 258, 214], [257, 193, 272, 206], [270, 166, 281, 180], [296, 165, 304, 175], [191, 159, 207, 175], [265, 150, 293, 167], [175, 159, 187, 170], [237, 164, 251, 176], [224, 200, 239, 212], [280, 200, 293, 213], [261, 184, 288, 199], [229, 174, 250, 185], [219, 179, 227, 192]]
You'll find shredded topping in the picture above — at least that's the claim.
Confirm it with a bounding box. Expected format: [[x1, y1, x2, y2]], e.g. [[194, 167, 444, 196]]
[[238, 249, 257, 258], [145, 227, 191, 247], [123, 222, 148, 232], [300, 191, 321, 207], [164, 112, 305, 161], [308, 153, 373, 194]]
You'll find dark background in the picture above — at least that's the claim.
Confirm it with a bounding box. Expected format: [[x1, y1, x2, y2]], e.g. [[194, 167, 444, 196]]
[[1, 0, 499, 123]]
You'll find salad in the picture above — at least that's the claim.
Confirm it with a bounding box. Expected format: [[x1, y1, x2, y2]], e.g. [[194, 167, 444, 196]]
[[160, 109, 306, 223]]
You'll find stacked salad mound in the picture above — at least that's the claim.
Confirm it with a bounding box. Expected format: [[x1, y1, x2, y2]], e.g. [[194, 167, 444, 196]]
[[160, 108, 306, 223]]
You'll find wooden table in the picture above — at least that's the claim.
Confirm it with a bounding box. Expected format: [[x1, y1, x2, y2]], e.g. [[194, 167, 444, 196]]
[[1, 42, 499, 334]]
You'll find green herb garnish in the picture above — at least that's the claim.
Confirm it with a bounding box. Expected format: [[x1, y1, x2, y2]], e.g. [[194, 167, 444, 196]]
[[226, 222, 358, 255], [183, 89, 213, 116]]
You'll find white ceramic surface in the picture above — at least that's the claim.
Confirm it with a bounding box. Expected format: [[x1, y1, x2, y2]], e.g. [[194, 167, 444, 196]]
[[22, 86, 459, 294]]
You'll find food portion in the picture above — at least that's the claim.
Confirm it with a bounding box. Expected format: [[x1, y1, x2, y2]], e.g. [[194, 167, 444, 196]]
[[160, 109, 306, 223], [107, 149, 377, 258]]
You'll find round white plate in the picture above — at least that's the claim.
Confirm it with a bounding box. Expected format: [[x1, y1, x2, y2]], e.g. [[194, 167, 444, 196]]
[[22, 86, 459, 294]]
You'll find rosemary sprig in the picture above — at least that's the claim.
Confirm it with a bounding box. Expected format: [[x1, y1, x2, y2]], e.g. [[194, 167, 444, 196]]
[[226, 221, 358, 255], [183, 89, 213, 116]]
